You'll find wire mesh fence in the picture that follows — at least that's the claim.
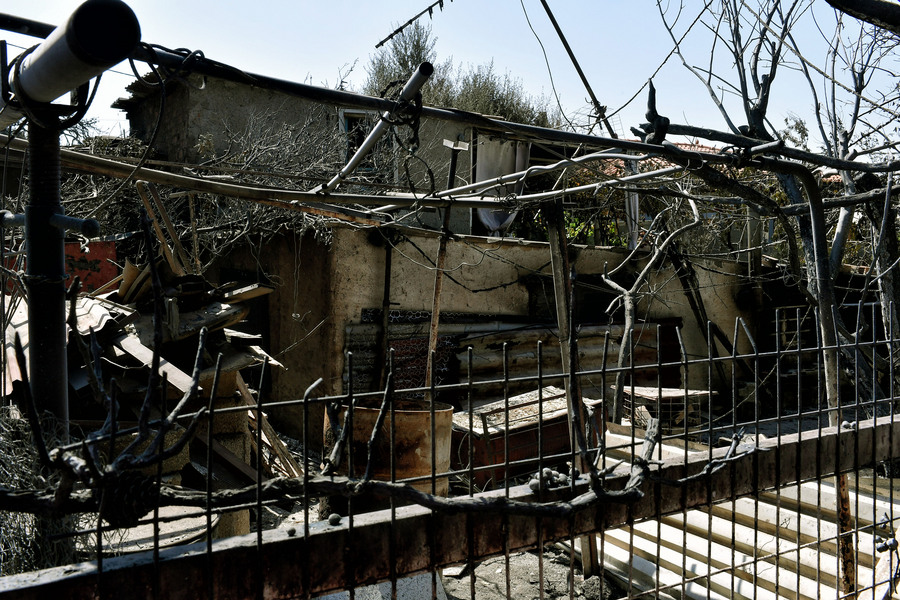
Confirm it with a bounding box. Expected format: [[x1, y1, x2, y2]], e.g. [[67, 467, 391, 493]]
[[1, 308, 899, 600]]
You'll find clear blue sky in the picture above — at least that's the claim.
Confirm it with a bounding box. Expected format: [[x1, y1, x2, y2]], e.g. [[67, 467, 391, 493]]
[[0, 1, 865, 145]]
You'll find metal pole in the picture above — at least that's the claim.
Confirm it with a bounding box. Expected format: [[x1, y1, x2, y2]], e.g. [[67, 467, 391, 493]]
[[543, 197, 600, 577], [5, 0, 139, 425], [25, 120, 67, 422]]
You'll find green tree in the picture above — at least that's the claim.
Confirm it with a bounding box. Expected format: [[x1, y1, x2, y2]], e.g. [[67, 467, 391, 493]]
[[363, 21, 453, 104], [363, 21, 558, 127]]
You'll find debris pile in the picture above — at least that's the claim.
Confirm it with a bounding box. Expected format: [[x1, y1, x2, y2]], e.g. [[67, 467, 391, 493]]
[[2, 182, 301, 543]]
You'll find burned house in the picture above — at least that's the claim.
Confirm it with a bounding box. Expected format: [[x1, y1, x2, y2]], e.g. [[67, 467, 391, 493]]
[[109, 70, 760, 448], [2, 3, 898, 596]]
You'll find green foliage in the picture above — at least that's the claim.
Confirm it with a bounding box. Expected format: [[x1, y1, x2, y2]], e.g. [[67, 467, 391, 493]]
[[780, 114, 810, 152], [363, 22, 559, 127], [364, 21, 441, 97], [450, 61, 557, 127]]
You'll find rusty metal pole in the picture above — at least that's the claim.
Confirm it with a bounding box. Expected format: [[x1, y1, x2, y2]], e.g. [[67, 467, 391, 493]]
[[2, 0, 140, 425], [376, 238, 393, 391], [543, 198, 600, 576]]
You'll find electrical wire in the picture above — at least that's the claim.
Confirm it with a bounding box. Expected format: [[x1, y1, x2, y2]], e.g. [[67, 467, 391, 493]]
[[518, 0, 575, 130], [86, 44, 205, 219], [607, 1, 715, 121]]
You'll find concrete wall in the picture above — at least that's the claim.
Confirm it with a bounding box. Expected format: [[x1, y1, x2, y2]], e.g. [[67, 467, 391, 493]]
[[123, 74, 475, 201], [210, 225, 751, 443]]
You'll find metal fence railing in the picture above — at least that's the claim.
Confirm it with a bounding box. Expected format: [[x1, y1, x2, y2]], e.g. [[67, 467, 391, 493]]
[[2, 310, 899, 600]]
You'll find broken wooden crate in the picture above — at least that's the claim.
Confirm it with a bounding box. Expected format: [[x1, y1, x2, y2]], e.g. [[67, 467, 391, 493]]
[[621, 385, 709, 436], [451, 386, 597, 488]]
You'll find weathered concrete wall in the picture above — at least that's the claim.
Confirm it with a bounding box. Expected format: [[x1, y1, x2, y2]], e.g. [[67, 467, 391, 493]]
[[211, 225, 751, 441], [205, 232, 334, 443], [643, 255, 752, 386]]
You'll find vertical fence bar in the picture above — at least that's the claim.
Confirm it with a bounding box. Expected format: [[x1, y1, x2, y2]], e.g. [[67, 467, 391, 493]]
[[889, 302, 897, 599], [502, 342, 511, 600], [706, 319, 714, 598], [626, 324, 636, 599], [869, 299, 879, 597], [345, 352, 355, 600], [676, 325, 689, 600], [429, 349, 437, 600], [255, 361, 266, 600], [654, 325, 663, 600], [852, 307, 862, 593], [153, 386, 167, 600], [729, 317, 739, 600], [537, 341, 545, 600], [598, 331, 609, 595], [741, 318, 761, 597], [774, 308, 783, 598], [465, 347, 476, 600], [387, 349, 397, 600], [301, 379, 323, 600], [831, 304, 856, 595], [205, 357, 218, 600]]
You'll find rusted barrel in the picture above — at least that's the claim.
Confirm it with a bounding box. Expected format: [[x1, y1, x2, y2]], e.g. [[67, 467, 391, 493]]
[[323, 398, 454, 507]]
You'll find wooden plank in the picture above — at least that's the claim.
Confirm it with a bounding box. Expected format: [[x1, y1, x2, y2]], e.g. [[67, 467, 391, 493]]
[[113, 333, 197, 395], [130, 302, 250, 345], [236, 373, 303, 478], [220, 283, 274, 304], [187, 194, 202, 273], [598, 538, 686, 600], [117, 258, 140, 300], [87, 273, 124, 297], [604, 431, 699, 462], [707, 498, 880, 567], [605, 420, 708, 452], [630, 519, 824, 600], [765, 481, 900, 529], [604, 527, 757, 600], [136, 181, 184, 276], [668, 508, 843, 586], [192, 435, 265, 485]]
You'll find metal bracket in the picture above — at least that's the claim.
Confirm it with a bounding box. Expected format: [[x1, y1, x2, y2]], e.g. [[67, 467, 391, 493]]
[[0, 209, 99, 238]]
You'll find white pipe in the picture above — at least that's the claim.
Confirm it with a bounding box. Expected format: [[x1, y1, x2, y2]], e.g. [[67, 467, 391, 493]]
[[317, 62, 433, 194], [435, 150, 652, 198]]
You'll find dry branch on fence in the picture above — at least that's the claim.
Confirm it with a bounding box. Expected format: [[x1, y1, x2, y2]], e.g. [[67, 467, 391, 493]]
[[0, 416, 758, 524]]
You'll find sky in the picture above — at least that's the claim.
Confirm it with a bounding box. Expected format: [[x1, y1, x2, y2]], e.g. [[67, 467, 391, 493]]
[[0, 1, 872, 144]]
